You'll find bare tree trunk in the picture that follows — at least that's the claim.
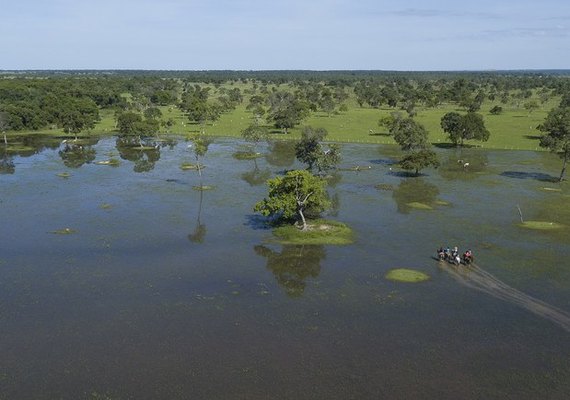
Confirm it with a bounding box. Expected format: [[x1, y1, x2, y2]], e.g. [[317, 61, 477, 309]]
[[298, 208, 307, 231], [196, 155, 203, 188]]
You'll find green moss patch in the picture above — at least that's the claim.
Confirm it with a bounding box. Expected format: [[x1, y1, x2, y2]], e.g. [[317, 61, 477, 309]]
[[272, 219, 354, 245], [385, 268, 430, 283], [406, 202, 433, 210], [518, 221, 565, 230]]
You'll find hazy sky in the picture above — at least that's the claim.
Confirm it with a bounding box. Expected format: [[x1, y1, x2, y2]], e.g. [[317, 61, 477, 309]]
[[1, 0, 568, 70]]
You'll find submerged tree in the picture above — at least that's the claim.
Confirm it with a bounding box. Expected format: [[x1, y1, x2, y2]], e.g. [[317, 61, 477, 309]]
[[538, 106, 570, 181], [189, 135, 211, 188], [241, 122, 269, 162], [295, 126, 341, 174], [254, 170, 330, 230], [399, 149, 440, 176]]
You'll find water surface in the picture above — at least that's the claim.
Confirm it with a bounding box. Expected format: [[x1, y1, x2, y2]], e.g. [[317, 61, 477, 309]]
[[1, 137, 569, 399]]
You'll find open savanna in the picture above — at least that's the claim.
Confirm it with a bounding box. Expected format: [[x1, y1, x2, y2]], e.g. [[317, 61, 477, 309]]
[[10, 85, 559, 151]]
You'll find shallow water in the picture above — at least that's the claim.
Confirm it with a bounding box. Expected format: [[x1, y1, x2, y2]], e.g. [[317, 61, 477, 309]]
[[1, 137, 570, 399]]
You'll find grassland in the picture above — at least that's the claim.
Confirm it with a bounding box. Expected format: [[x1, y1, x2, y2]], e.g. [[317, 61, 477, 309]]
[[8, 83, 559, 151]]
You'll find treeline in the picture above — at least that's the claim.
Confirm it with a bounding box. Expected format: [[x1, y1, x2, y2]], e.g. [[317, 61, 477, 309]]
[[1, 71, 570, 133]]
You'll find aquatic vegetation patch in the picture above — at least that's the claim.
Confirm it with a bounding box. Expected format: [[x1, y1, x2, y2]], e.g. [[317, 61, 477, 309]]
[[99, 203, 113, 210], [518, 221, 565, 230], [385, 268, 430, 283], [435, 200, 451, 206], [272, 219, 354, 245], [56, 172, 71, 178], [541, 187, 562, 192], [50, 228, 77, 235], [180, 162, 206, 170], [406, 202, 433, 210]]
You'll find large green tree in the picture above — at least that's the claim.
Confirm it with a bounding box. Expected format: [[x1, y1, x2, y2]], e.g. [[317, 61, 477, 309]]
[[538, 106, 570, 181], [60, 98, 99, 140], [399, 149, 440, 176], [441, 112, 490, 146], [267, 91, 309, 134], [254, 170, 330, 230]]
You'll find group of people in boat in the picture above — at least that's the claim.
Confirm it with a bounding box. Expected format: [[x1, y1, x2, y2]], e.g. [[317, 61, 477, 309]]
[[437, 246, 474, 265]]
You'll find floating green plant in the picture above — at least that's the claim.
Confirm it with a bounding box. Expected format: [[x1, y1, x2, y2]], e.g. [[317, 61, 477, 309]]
[[518, 221, 565, 230], [541, 187, 562, 192], [406, 202, 433, 210], [50, 228, 76, 235], [385, 268, 430, 283], [435, 200, 451, 206], [272, 220, 354, 245], [99, 203, 113, 210], [56, 172, 71, 178]]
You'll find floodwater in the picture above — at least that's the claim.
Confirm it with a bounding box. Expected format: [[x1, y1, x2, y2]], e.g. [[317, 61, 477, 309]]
[[1, 136, 570, 400]]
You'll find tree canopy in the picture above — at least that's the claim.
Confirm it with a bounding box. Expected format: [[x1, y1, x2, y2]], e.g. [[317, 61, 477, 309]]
[[399, 149, 440, 176], [440, 112, 490, 146], [254, 170, 330, 230], [538, 106, 570, 181], [295, 126, 341, 174]]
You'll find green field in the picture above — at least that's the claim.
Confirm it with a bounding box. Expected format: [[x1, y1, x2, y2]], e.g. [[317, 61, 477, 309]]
[[6, 84, 559, 152]]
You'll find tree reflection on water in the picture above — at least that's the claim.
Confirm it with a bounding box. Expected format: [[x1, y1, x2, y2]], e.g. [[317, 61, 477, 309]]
[[392, 178, 439, 214], [255, 244, 325, 297]]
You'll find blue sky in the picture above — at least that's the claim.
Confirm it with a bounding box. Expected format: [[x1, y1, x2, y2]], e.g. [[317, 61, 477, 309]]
[[1, 0, 568, 70]]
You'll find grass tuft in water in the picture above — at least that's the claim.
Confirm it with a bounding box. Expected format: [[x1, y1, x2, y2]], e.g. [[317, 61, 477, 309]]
[[518, 221, 565, 230], [272, 219, 354, 245], [385, 268, 431, 283], [50, 228, 77, 235], [406, 202, 433, 210]]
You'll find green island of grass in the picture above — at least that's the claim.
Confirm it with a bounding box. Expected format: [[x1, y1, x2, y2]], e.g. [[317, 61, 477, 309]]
[[406, 202, 434, 210], [518, 221, 565, 230], [50, 228, 76, 235], [272, 219, 354, 245], [385, 268, 431, 283]]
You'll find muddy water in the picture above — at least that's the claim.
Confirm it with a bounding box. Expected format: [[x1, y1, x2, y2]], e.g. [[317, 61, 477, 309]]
[[1, 137, 569, 399]]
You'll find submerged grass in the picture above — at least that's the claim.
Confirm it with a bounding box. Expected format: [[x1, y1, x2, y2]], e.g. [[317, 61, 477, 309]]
[[385, 268, 431, 283], [518, 221, 566, 230], [272, 219, 354, 245]]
